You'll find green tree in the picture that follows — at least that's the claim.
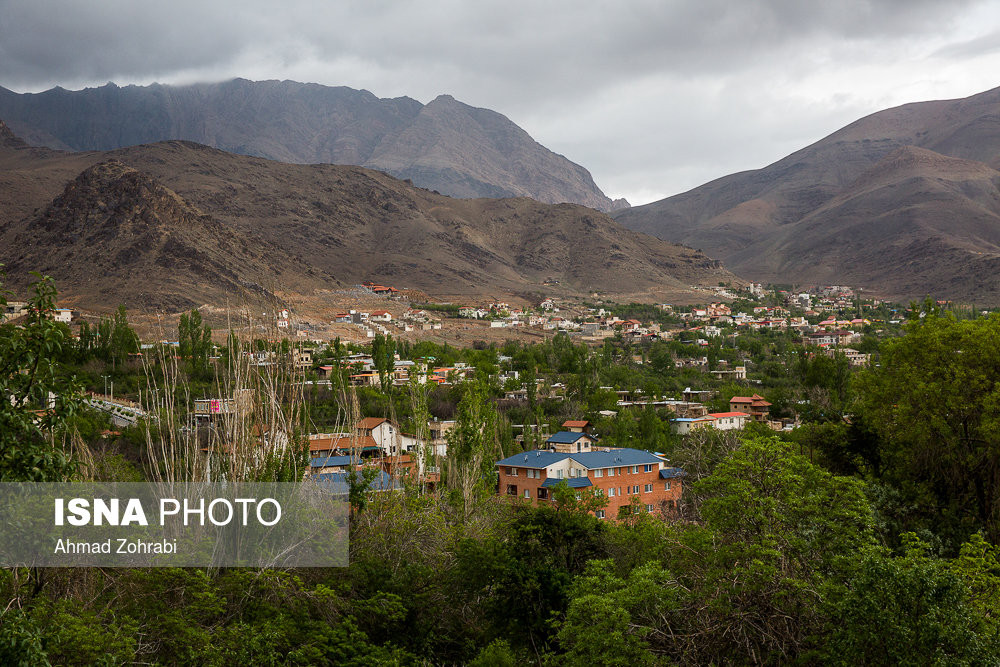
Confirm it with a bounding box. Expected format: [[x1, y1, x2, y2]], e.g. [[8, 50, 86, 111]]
[[454, 504, 608, 657], [178, 308, 211, 374], [555, 559, 681, 666], [371, 332, 395, 391], [825, 534, 999, 665], [0, 272, 79, 481], [675, 435, 877, 663], [445, 377, 505, 509], [854, 310, 1000, 544], [96, 305, 139, 369]]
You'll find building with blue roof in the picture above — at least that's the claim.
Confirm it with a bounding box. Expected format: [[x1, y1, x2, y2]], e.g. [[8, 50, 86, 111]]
[[545, 431, 598, 453], [310, 455, 355, 473], [313, 470, 401, 497], [496, 446, 685, 521]]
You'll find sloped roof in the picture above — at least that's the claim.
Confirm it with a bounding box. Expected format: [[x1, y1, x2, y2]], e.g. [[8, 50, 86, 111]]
[[310, 455, 354, 468], [730, 394, 771, 407], [309, 435, 379, 452], [497, 449, 569, 469], [546, 431, 595, 444], [313, 470, 400, 494], [660, 467, 687, 479], [497, 447, 665, 470], [571, 449, 663, 468], [357, 417, 390, 429]]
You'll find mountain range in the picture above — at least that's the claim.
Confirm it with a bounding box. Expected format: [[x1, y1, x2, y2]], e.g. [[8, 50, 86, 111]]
[[0, 119, 730, 311], [615, 85, 1000, 303], [0, 79, 622, 212]]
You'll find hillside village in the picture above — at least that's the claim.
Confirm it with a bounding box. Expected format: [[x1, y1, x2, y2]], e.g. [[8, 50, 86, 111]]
[[3, 275, 932, 522], [6, 71, 1000, 663]]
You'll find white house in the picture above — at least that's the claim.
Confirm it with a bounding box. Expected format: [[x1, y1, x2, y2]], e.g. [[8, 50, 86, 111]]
[[706, 412, 751, 430]]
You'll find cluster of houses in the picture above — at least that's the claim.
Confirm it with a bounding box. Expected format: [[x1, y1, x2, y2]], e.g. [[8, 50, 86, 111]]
[[670, 393, 779, 433], [302, 415, 690, 522], [361, 281, 401, 297], [313, 353, 477, 387], [1, 301, 74, 325], [457, 301, 551, 329], [331, 308, 443, 337]]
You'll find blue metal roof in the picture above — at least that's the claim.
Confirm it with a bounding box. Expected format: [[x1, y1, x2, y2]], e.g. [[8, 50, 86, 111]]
[[497, 447, 665, 471], [545, 431, 594, 444], [310, 455, 354, 468], [313, 470, 400, 494], [541, 477, 593, 488], [660, 467, 687, 479], [571, 449, 663, 468], [497, 449, 570, 469]]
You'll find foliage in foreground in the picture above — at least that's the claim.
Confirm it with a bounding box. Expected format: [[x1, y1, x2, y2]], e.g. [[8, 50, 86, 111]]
[[3, 436, 999, 666]]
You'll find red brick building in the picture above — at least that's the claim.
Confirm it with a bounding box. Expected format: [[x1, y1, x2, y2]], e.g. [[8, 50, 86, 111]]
[[496, 448, 685, 520]]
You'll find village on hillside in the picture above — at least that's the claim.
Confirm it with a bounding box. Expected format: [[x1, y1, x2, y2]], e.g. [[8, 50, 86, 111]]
[[4, 275, 946, 522]]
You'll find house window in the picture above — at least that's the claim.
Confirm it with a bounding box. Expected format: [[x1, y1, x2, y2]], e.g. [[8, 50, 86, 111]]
[[607, 467, 614, 477], [594, 469, 603, 478], [644, 464, 652, 473], [538, 488, 548, 500], [523, 490, 530, 499], [644, 484, 652, 493], [575, 493, 581, 501], [664, 481, 672, 491], [506, 485, 518, 496], [631, 466, 638, 474], [595, 510, 605, 519], [646, 504, 654, 513], [608, 488, 616, 497], [507, 467, 517, 476], [557, 469, 564, 479]]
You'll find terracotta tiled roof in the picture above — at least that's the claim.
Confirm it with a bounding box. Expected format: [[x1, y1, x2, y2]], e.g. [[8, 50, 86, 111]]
[[309, 435, 379, 452], [357, 417, 389, 430]]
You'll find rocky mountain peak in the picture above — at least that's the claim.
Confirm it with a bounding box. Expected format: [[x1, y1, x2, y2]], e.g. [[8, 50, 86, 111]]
[[0, 118, 29, 149]]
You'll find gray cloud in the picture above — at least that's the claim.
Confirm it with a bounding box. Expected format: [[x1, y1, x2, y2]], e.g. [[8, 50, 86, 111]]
[[1, 0, 998, 203]]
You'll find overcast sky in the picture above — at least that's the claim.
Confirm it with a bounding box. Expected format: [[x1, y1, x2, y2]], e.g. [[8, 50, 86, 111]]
[[2, 0, 1000, 205]]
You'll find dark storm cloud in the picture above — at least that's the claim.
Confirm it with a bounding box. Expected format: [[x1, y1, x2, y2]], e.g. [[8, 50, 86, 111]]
[[0, 0, 977, 92], [0, 0, 997, 202]]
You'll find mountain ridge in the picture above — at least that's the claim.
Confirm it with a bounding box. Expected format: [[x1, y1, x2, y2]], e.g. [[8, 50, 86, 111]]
[[614, 85, 1000, 303], [0, 79, 618, 212], [0, 124, 732, 311]]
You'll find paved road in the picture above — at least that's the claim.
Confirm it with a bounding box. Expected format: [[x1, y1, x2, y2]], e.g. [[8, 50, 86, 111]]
[[86, 396, 147, 427]]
